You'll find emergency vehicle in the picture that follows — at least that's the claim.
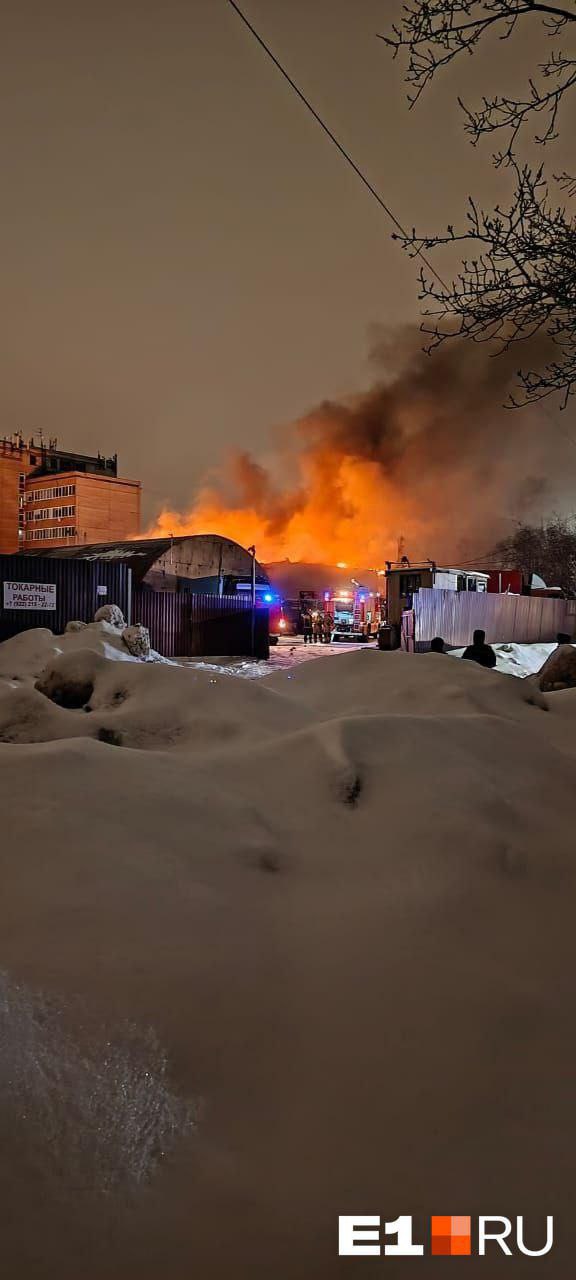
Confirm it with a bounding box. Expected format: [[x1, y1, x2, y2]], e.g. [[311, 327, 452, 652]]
[[324, 586, 384, 642]]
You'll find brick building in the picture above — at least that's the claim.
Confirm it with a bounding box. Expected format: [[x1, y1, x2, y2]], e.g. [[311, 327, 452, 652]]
[[0, 434, 140, 554]]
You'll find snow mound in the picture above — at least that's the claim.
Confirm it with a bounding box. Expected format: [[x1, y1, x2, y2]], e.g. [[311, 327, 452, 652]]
[[262, 646, 548, 719], [0, 640, 575, 1274], [537, 643, 576, 691], [94, 603, 126, 628], [0, 645, 314, 751], [0, 621, 167, 689]]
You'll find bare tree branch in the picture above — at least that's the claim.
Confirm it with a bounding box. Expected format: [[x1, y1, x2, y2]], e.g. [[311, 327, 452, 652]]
[[382, 1, 576, 406], [380, 1, 576, 145], [393, 165, 576, 406]]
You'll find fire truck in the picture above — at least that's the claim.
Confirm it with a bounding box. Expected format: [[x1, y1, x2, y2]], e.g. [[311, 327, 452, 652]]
[[323, 586, 384, 642], [268, 597, 298, 642], [232, 580, 290, 646]]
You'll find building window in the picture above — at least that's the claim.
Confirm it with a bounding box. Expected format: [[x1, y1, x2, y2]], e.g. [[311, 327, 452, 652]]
[[27, 483, 76, 502], [400, 574, 422, 596], [26, 526, 77, 541], [18, 474, 27, 536], [29, 505, 75, 521]]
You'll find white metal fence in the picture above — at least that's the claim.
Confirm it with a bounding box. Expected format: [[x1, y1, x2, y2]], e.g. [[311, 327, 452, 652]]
[[406, 588, 576, 649]]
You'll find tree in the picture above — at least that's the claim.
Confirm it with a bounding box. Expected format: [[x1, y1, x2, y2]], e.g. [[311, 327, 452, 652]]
[[381, 2, 576, 406], [492, 514, 576, 591]]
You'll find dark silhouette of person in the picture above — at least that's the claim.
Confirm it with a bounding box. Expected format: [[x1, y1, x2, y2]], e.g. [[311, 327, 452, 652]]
[[430, 636, 446, 654], [557, 633, 572, 646], [302, 611, 313, 644], [462, 629, 497, 669]]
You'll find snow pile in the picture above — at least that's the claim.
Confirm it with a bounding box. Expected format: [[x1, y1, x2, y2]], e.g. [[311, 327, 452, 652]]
[[0, 645, 313, 749], [94, 603, 126, 628], [536, 642, 576, 692], [0, 620, 168, 690], [0, 642, 575, 1275], [494, 640, 560, 677], [122, 623, 151, 659]]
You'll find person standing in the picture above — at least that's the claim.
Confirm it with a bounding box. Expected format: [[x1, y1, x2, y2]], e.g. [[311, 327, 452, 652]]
[[302, 611, 313, 644]]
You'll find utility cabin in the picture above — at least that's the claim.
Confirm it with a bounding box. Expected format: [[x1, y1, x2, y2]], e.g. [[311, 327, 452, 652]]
[[385, 560, 489, 627]]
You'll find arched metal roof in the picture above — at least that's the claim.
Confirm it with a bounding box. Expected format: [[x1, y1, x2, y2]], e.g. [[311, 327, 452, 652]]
[[27, 534, 269, 585]]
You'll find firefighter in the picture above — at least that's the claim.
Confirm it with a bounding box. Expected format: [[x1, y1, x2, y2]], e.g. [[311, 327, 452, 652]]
[[302, 610, 313, 644], [323, 612, 333, 643], [312, 611, 323, 644]]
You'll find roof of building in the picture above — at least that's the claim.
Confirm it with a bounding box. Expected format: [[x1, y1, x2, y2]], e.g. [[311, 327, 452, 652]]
[[385, 562, 489, 579], [439, 566, 490, 579], [26, 537, 171, 572], [26, 535, 267, 585]]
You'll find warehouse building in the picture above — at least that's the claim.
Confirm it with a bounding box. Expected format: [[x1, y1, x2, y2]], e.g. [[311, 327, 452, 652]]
[[22, 534, 272, 657], [34, 533, 271, 594]]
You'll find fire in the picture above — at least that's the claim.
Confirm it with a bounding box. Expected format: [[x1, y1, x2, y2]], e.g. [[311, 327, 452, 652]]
[[143, 325, 548, 566], [146, 451, 425, 565]]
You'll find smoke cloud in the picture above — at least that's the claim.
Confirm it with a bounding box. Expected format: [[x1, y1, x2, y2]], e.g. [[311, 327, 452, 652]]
[[148, 326, 554, 566]]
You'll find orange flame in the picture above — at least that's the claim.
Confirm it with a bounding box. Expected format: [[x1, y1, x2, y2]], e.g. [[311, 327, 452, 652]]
[[145, 453, 426, 565]]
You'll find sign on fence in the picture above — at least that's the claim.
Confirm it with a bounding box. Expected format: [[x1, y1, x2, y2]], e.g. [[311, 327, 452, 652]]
[[3, 580, 57, 611]]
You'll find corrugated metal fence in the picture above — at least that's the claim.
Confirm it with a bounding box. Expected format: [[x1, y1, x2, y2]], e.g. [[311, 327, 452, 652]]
[[0, 557, 270, 658], [407, 588, 576, 650], [0, 554, 132, 642], [133, 587, 270, 659]]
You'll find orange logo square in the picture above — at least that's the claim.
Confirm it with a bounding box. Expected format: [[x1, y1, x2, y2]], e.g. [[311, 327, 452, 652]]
[[431, 1215, 471, 1256]]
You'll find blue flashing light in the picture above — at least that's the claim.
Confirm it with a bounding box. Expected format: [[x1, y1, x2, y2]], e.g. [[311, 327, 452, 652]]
[[264, 592, 273, 603]]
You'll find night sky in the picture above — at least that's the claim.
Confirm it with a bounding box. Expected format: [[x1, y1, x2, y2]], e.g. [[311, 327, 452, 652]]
[[1, 0, 574, 523]]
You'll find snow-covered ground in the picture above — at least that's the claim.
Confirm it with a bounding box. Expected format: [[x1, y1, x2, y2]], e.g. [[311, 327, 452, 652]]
[[0, 628, 575, 1276], [452, 639, 561, 678], [179, 634, 374, 679], [184, 636, 563, 682], [1, 625, 558, 685]]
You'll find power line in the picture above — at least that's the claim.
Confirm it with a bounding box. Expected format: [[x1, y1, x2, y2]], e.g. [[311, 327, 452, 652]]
[[224, 0, 448, 291]]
